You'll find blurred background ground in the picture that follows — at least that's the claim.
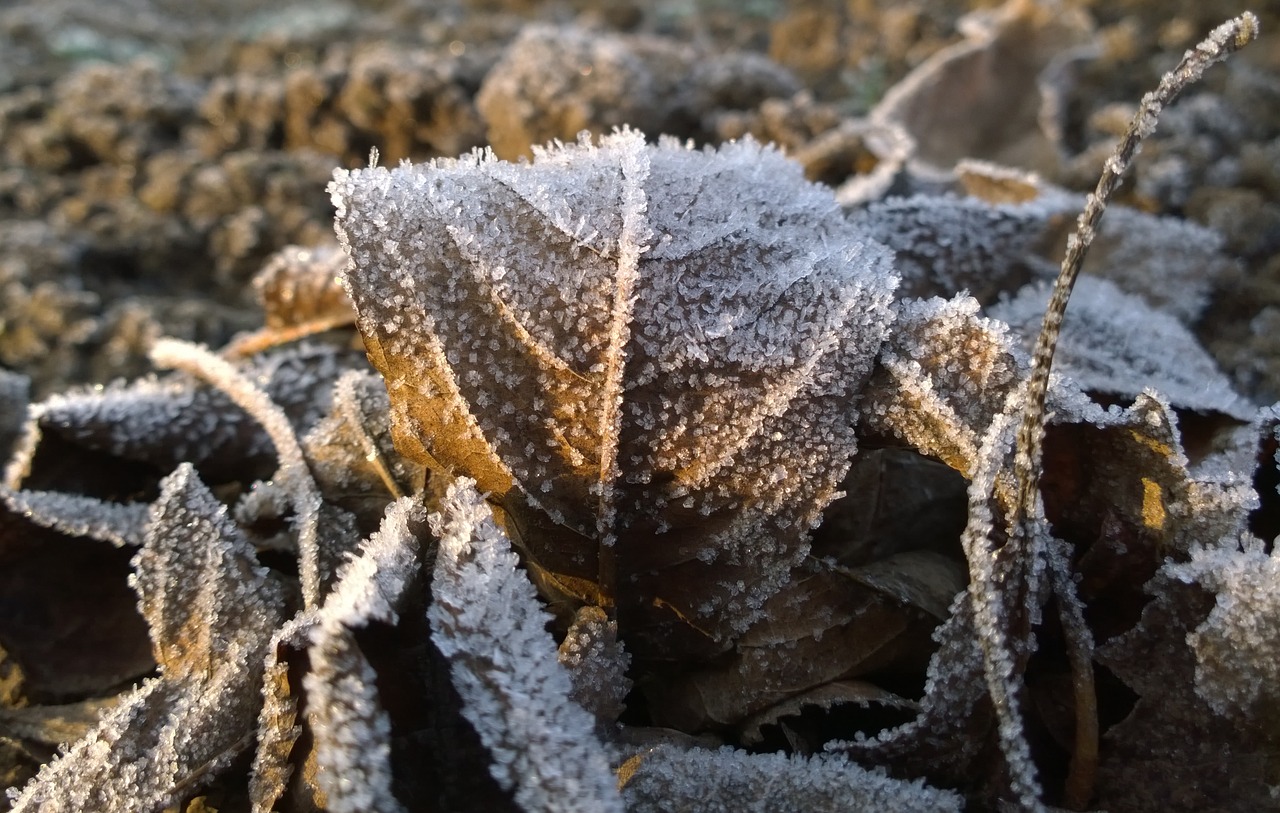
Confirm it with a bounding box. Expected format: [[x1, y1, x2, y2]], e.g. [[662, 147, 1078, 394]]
[[1, 0, 1277, 400]]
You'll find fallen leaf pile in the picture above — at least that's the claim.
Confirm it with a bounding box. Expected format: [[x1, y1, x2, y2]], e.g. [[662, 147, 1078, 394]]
[[0, 5, 1277, 812]]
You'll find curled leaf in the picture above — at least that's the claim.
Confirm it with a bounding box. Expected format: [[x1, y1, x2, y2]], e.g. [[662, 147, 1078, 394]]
[[9, 464, 285, 812], [427, 477, 623, 813], [304, 497, 426, 813]]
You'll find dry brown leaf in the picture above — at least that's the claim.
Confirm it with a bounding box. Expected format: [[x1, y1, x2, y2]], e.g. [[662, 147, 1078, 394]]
[[647, 561, 940, 732], [224, 245, 357, 358], [871, 0, 1094, 173]]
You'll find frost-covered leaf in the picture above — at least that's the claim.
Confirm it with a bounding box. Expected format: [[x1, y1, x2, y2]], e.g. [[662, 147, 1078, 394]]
[[8, 463, 285, 812], [852, 188, 1236, 326], [6, 342, 359, 495], [0, 696, 119, 750], [1165, 536, 1280, 720], [306, 637, 402, 813], [849, 195, 1059, 304], [619, 744, 963, 813], [131, 463, 285, 679], [1095, 567, 1276, 811], [477, 25, 698, 161], [832, 595, 993, 792], [0, 368, 29, 465], [476, 25, 797, 161], [304, 497, 426, 813], [333, 129, 898, 659], [847, 329, 1263, 804], [427, 477, 623, 813], [954, 159, 1045, 205], [861, 294, 1024, 478], [1059, 205, 1236, 324], [3, 377, 274, 492], [790, 119, 914, 207], [991, 277, 1252, 417], [1, 486, 147, 547], [862, 28, 1262, 791], [255, 244, 354, 332], [248, 613, 313, 813], [839, 551, 967, 622]]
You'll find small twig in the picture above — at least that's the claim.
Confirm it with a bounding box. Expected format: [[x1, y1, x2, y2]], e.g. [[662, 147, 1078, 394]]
[[1053, 557, 1098, 811]]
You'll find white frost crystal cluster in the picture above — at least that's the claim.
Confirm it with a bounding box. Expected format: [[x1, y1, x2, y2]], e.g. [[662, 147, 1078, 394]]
[[1168, 536, 1280, 718]]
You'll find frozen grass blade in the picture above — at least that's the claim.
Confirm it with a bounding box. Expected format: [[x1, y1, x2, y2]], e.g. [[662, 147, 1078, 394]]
[[1013, 12, 1260, 520], [1005, 13, 1259, 810]]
